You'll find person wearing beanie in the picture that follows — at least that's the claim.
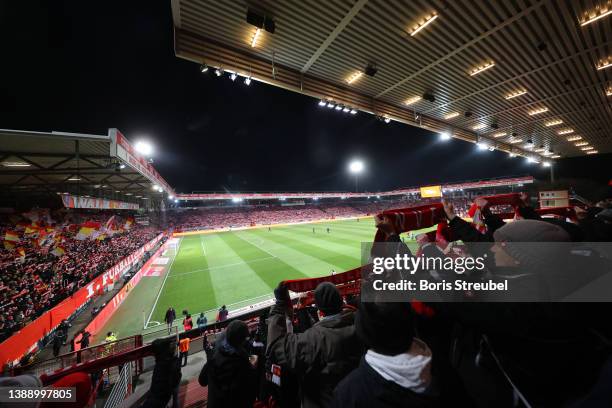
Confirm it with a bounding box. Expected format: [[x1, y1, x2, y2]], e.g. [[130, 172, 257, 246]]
[[267, 281, 364, 408], [333, 301, 439, 408], [441, 199, 610, 405], [199, 320, 257, 408]]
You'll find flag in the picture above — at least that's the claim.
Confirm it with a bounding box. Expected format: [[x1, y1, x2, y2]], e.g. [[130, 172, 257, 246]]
[[81, 221, 102, 229], [123, 217, 134, 230], [51, 245, 66, 257], [96, 234, 106, 241], [104, 216, 116, 231], [3, 240, 15, 250], [4, 230, 19, 242], [25, 225, 39, 235], [76, 227, 95, 240], [36, 230, 53, 248], [17, 247, 26, 259]]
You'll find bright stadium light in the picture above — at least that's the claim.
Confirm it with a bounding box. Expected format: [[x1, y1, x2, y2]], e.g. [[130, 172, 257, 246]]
[[232, 197, 243, 203], [348, 159, 365, 192], [135, 140, 154, 156], [230, 72, 237, 81], [476, 142, 488, 150], [349, 160, 364, 174], [318, 99, 326, 106], [439, 132, 451, 141], [542, 161, 551, 167], [168, 195, 174, 200], [244, 76, 252, 85], [174, 199, 179, 203]]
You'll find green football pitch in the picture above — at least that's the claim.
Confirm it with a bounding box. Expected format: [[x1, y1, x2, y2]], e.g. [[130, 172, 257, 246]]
[[98, 218, 431, 340]]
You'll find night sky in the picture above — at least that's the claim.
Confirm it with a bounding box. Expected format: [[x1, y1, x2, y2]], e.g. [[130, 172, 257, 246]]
[[0, 1, 605, 195]]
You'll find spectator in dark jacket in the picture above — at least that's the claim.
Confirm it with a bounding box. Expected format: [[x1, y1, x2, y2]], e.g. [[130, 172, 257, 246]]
[[217, 305, 228, 322], [78, 330, 91, 349], [441, 200, 611, 405], [164, 307, 176, 334], [267, 282, 364, 408], [334, 301, 439, 408], [199, 320, 257, 408], [142, 337, 182, 408]]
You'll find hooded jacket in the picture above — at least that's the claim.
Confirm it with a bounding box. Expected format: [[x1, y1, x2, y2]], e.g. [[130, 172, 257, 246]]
[[199, 336, 257, 408], [267, 305, 364, 408]]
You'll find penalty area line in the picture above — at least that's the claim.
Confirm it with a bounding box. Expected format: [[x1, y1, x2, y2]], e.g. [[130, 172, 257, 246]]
[[145, 237, 181, 329]]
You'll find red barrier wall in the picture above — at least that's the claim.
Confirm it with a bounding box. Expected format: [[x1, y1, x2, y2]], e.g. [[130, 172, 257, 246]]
[[79, 242, 167, 345], [0, 233, 164, 366]]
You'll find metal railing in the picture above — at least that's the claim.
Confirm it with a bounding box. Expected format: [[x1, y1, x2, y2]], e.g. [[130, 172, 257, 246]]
[[13, 335, 142, 378], [104, 361, 133, 408]]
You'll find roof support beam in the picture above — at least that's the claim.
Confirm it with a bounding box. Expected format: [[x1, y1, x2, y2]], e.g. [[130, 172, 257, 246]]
[[422, 40, 612, 115], [174, 29, 539, 159], [0, 151, 109, 159], [375, 1, 545, 98], [300, 0, 368, 73]]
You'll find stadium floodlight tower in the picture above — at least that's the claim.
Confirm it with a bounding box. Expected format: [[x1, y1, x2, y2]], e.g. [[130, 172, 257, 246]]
[[348, 159, 365, 192]]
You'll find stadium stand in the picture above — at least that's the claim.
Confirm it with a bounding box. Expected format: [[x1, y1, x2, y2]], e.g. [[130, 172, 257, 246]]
[[5, 192, 611, 408], [0, 211, 160, 340], [2, 0, 612, 403], [168, 198, 474, 232]]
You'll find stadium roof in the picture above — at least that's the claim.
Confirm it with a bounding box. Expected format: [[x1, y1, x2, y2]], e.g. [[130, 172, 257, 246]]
[[171, 0, 611, 159], [177, 175, 533, 200], [0, 128, 176, 203]]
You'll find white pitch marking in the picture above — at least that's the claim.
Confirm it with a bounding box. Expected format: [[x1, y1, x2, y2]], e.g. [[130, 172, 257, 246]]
[[145, 237, 181, 329], [234, 232, 279, 259], [169, 256, 275, 278], [200, 234, 207, 256]]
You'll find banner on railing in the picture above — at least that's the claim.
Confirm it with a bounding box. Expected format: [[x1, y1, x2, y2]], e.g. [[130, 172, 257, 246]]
[[61, 194, 139, 210], [0, 233, 164, 366]]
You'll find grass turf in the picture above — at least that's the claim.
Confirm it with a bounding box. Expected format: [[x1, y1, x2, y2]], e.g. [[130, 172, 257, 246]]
[[98, 217, 432, 339]]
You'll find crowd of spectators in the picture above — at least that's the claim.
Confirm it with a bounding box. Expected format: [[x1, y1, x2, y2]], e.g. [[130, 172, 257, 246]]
[[168, 196, 476, 232], [0, 210, 160, 341], [143, 193, 612, 408]]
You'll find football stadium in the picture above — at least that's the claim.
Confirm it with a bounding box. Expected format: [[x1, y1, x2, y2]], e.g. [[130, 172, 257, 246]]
[[1, 1, 612, 407]]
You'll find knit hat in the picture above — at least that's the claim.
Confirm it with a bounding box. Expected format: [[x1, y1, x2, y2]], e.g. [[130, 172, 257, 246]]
[[356, 301, 415, 356], [314, 282, 343, 315], [225, 320, 249, 348], [0, 374, 42, 408], [493, 219, 570, 268]]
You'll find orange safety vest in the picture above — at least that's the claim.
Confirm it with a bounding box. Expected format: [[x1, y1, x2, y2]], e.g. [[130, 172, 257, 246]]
[[179, 338, 190, 353]]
